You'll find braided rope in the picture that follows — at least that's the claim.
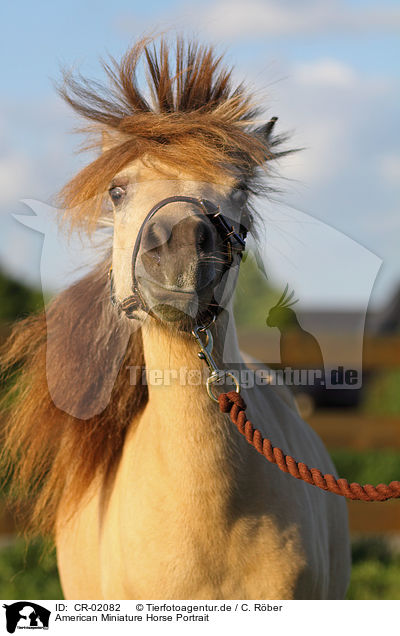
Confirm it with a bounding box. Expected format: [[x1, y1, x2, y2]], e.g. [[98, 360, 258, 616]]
[[218, 391, 400, 502]]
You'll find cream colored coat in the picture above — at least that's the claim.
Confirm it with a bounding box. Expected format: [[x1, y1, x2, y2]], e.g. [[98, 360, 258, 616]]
[[56, 162, 350, 599], [56, 320, 350, 599]]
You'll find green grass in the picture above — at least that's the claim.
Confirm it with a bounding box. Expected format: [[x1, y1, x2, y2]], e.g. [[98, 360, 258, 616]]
[[347, 536, 400, 599], [329, 451, 400, 599], [348, 559, 400, 599], [1, 534, 400, 600], [0, 537, 63, 599]]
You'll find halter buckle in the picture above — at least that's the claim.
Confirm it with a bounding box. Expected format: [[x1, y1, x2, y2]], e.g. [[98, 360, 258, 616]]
[[192, 323, 241, 402]]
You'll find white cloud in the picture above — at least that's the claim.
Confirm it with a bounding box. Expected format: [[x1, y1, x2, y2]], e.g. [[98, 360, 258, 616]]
[[0, 153, 36, 208], [276, 119, 345, 184], [0, 96, 85, 287], [248, 59, 357, 185], [378, 153, 400, 186], [245, 55, 397, 191], [192, 0, 400, 39], [293, 59, 356, 88]]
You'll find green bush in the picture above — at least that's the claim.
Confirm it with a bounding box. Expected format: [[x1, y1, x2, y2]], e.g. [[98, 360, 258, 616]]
[[234, 252, 277, 328], [0, 270, 43, 325], [363, 369, 400, 416], [347, 537, 400, 599], [330, 449, 400, 485], [348, 558, 400, 599]]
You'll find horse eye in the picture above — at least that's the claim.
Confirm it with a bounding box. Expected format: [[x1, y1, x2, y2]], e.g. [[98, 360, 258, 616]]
[[108, 185, 126, 204]]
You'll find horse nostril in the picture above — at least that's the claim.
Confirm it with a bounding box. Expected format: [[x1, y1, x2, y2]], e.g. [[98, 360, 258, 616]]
[[143, 220, 170, 252]]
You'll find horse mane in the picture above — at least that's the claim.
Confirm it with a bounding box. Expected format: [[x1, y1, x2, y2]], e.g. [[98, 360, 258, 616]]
[[58, 36, 288, 233], [1, 262, 147, 536], [1, 36, 289, 537]]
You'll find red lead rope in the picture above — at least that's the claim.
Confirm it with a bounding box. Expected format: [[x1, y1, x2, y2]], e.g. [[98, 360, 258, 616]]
[[218, 391, 400, 502]]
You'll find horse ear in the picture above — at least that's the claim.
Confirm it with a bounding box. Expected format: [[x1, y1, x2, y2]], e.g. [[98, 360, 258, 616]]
[[255, 116, 278, 143], [45, 261, 136, 419], [254, 116, 296, 162]]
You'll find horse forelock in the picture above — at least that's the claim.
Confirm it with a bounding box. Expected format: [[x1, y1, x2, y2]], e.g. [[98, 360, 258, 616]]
[[57, 36, 289, 234]]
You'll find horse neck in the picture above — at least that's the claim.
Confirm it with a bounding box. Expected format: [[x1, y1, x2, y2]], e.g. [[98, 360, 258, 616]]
[[135, 312, 253, 493], [140, 311, 241, 391]]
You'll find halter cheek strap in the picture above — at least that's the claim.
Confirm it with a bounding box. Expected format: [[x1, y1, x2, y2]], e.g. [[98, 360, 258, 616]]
[[109, 195, 247, 319]]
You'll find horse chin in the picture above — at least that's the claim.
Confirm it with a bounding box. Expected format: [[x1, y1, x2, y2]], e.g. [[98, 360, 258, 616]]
[[139, 282, 216, 331], [151, 304, 196, 328]]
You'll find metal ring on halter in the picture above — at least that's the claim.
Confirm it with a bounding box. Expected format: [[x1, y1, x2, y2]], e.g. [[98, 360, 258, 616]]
[[206, 371, 241, 403], [197, 313, 217, 333]]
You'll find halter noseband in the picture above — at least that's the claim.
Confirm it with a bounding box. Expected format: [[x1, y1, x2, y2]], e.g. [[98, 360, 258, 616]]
[[110, 195, 247, 319]]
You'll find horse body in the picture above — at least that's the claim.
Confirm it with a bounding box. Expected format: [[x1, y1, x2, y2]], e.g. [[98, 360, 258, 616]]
[[57, 321, 350, 599], [3, 37, 351, 600]]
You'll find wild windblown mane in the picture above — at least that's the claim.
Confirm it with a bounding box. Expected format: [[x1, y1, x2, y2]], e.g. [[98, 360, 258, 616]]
[[1, 36, 287, 536], [58, 36, 288, 233], [1, 263, 147, 535]]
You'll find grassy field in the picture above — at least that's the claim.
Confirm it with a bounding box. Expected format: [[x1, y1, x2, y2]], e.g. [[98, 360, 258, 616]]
[[0, 537, 62, 599], [347, 536, 400, 599], [1, 534, 400, 600]]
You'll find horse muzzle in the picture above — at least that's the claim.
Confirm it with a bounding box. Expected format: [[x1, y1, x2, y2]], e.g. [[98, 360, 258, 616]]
[[111, 196, 247, 325]]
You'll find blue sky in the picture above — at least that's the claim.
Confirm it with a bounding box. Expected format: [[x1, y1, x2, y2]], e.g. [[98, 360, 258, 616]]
[[0, 0, 399, 309]]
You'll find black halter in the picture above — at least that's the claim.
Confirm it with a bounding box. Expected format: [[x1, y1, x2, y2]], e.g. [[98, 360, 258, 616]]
[[110, 195, 247, 319]]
